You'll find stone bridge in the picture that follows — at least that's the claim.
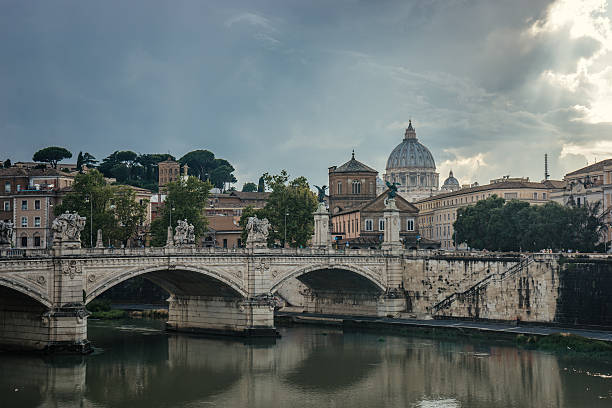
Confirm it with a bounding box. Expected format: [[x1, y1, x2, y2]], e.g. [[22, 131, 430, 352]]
[[0, 245, 407, 352], [2, 244, 611, 353], [2, 199, 609, 353]]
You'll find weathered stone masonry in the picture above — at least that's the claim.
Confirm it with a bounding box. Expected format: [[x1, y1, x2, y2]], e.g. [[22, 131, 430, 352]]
[[1, 247, 611, 353]]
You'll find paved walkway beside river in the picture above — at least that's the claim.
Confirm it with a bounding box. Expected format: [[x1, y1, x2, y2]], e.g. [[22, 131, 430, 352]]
[[276, 311, 612, 342]]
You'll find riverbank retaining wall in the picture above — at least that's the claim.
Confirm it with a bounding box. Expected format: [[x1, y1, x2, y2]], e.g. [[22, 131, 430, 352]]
[[405, 254, 612, 329]]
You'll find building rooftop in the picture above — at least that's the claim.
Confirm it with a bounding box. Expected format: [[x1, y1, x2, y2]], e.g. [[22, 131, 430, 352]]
[[228, 191, 271, 200], [330, 151, 378, 174], [415, 180, 561, 203], [565, 158, 612, 177], [0, 167, 73, 178]]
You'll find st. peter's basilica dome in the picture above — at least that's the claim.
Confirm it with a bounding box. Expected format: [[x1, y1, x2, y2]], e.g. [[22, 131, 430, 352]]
[[384, 120, 439, 202]]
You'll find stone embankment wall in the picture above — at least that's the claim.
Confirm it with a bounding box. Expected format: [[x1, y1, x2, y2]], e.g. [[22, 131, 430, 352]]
[[403, 255, 522, 316], [412, 254, 612, 328], [554, 258, 612, 328]]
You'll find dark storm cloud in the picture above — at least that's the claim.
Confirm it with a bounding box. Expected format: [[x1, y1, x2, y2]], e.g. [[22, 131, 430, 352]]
[[1, 0, 610, 187]]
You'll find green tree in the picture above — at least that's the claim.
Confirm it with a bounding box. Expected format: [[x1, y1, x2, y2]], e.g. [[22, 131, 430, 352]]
[[150, 176, 212, 246], [82, 152, 98, 167], [98, 151, 171, 191], [55, 170, 148, 247], [76, 152, 84, 172], [453, 196, 607, 252], [210, 164, 237, 190], [179, 150, 215, 180], [112, 186, 148, 245], [179, 151, 237, 190], [54, 170, 116, 247], [242, 182, 258, 192], [257, 176, 265, 192], [255, 170, 317, 247], [454, 195, 505, 250], [32, 146, 72, 169]]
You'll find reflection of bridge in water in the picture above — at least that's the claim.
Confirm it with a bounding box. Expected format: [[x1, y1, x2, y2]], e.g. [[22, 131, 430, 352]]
[[1, 322, 583, 408], [0, 245, 406, 352]]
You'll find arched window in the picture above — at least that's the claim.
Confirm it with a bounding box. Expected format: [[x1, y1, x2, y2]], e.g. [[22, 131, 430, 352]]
[[337, 181, 342, 194], [352, 180, 361, 194]]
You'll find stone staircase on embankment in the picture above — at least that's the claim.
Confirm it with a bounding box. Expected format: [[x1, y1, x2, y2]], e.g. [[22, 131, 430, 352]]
[[429, 255, 534, 317]]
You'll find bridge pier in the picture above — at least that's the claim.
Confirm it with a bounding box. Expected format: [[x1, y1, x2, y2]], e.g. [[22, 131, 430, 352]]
[[0, 286, 90, 353], [166, 294, 277, 337]]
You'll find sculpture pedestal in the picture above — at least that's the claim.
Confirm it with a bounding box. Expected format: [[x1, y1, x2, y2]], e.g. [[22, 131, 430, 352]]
[[311, 202, 331, 249], [381, 198, 402, 253]]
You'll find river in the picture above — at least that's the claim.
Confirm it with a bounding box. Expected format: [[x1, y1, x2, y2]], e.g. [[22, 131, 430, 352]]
[[1, 318, 612, 407]]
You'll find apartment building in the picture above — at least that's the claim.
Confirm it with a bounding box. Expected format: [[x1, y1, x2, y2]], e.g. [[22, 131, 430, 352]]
[[551, 159, 612, 249], [415, 177, 565, 250]]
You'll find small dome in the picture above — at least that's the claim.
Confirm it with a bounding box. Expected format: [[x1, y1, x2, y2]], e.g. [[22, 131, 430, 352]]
[[385, 121, 436, 170], [442, 170, 460, 190]]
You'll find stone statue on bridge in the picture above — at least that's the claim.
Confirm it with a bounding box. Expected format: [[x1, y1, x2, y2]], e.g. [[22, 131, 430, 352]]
[[52, 212, 86, 248], [385, 181, 400, 199], [0, 220, 13, 247], [174, 219, 195, 247], [246, 216, 270, 249], [314, 185, 327, 203]]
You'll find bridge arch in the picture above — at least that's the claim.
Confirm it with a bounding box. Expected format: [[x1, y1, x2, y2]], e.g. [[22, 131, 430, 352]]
[[85, 264, 247, 304], [0, 276, 52, 309], [270, 263, 385, 294]]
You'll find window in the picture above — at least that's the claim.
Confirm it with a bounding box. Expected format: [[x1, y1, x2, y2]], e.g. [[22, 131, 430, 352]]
[[3, 201, 9, 211], [21, 236, 27, 247], [35, 200, 40, 210], [379, 219, 385, 231], [34, 236, 41, 247], [223, 239, 227, 248], [337, 182, 342, 194], [237, 238, 242, 247], [34, 217, 41, 227], [365, 219, 373, 231], [406, 218, 414, 231], [542, 193, 547, 200], [4, 182, 10, 193], [504, 192, 518, 199], [352, 180, 361, 194], [21, 216, 27, 227], [533, 192, 538, 200], [21, 200, 28, 210]]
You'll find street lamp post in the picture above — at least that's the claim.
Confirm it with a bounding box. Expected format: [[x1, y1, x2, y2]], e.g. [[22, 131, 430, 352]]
[[169, 203, 176, 229], [85, 196, 93, 248], [284, 210, 289, 248], [46, 199, 53, 249]]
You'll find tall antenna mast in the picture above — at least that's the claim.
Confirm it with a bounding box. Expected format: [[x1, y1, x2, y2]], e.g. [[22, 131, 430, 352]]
[[544, 154, 550, 181]]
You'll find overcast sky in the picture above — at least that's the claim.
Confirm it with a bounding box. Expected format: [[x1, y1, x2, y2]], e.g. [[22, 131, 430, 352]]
[[2, 0, 612, 188]]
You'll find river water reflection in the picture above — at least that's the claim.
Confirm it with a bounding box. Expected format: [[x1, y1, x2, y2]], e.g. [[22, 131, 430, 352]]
[[1, 319, 612, 407]]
